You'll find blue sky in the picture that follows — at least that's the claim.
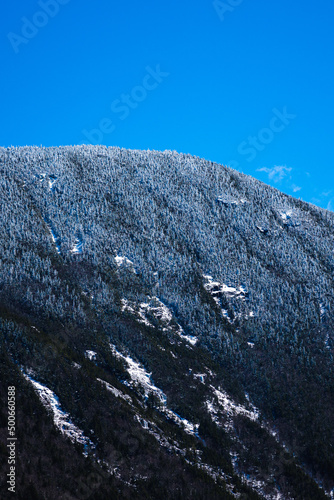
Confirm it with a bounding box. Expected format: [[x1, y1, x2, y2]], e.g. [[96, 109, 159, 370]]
[[1, 0, 334, 210]]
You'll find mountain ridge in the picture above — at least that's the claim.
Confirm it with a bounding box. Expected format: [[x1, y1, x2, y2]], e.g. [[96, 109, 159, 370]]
[[0, 145, 333, 499]]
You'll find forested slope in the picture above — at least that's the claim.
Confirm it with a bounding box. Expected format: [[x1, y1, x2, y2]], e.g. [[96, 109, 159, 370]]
[[0, 146, 333, 499]]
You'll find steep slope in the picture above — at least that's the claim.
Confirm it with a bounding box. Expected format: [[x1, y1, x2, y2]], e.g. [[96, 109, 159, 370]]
[[0, 146, 333, 499]]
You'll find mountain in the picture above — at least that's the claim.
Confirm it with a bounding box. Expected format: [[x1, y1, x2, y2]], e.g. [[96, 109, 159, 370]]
[[0, 145, 333, 500]]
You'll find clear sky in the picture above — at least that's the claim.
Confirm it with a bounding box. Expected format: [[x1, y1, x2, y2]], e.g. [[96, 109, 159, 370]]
[[1, 0, 333, 210]]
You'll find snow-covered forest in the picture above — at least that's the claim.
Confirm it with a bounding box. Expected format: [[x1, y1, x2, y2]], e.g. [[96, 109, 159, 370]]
[[1, 146, 333, 499], [1, 145, 333, 355]]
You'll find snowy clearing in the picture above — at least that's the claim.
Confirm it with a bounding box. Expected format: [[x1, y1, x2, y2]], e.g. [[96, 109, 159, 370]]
[[206, 385, 259, 431], [44, 218, 61, 254], [70, 237, 83, 254], [110, 344, 199, 435], [115, 255, 137, 273], [203, 274, 251, 324], [22, 371, 94, 450], [121, 296, 198, 346], [203, 275, 247, 301]]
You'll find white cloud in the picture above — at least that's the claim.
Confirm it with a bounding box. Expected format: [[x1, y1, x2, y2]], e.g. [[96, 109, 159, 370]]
[[257, 165, 292, 183], [292, 185, 302, 193]]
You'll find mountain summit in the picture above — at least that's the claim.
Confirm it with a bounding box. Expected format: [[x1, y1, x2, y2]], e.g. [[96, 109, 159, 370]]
[[1, 146, 333, 499]]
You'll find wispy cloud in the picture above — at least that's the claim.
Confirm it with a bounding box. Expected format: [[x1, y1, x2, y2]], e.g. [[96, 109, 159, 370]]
[[321, 191, 334, 212], [257, 165, 292, 183]]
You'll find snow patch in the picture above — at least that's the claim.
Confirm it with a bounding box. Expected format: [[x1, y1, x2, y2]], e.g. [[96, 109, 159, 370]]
[[22, 371, 94, 450], [85, 350, 97, 361], [193, 373, 206, 384], [280, 210, 293, 223], [145, 297, 198, 345], [135, 414, 186, 455], [320, 303, 326, 319], [203, 275, 247, 301], [48, 174, 58, 191], [115, 255, 137, 273], [110, 344, 166, 404], [97, 378, 132, 403], [217, 196, 248, 206], [110, 344, 199, 435], [37, 173, 58, 193], [121, 299, 154, 327], [214, 386, 259, 421], [44, 218, 61, 254], [70, 237, 83, 254], [256, 225, 269, 234], [206, 385, 259, 431], [203, 274, 251, 324], [278, 209, 301, 227], [121, 296, 198, 346]]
